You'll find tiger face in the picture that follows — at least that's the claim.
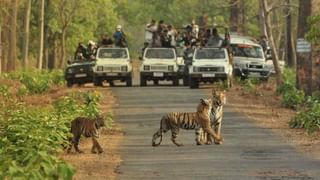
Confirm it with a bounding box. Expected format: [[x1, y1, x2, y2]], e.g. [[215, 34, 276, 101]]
[[95, 116, 105, 128], [211, 90, 226, 108]]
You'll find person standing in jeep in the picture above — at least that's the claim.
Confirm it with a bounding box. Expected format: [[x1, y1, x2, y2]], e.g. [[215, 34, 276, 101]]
[[113, 25, 127, 47]]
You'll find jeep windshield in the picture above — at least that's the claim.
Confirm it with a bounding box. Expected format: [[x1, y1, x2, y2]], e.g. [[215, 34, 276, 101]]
[[231, 44, 264, 58], [145, 49, 175, 59], [98, 48, 128, 59], [195, 48, 226, 60]]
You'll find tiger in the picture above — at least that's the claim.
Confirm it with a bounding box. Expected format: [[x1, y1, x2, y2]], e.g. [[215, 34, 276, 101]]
[[67, 116, 105, 154], [152, 98, 222, 147], [200, 89, 226, 145]]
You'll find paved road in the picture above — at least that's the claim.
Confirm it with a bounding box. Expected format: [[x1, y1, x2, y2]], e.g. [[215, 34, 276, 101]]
[[111, 86, 320, 180]]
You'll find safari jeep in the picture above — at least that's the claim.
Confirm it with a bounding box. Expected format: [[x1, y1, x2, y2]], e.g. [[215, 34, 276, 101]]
[[230, 35, 271, 80], [140, 48, 179, 86], [64, 59, 95, 87], [93, 47, 132, 86], [189, 47, 233, 89]]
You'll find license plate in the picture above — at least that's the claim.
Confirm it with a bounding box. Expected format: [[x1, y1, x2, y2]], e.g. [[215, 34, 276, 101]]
[[202, 73, 215, 77], [107, 73, 118, 76], [249, 72, 261, 77], [75, 73, 87, 78], [153, 72, 164, 77]]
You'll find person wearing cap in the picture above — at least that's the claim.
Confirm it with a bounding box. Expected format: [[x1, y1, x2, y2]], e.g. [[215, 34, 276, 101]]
[[113, 25, 127, 47], [88, 40, 97, 60]]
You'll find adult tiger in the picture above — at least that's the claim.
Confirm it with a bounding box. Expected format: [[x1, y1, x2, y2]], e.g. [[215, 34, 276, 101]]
[[152, 98, 222, 146], [67, 116, 105, 154], [201, 90, 226, 145]]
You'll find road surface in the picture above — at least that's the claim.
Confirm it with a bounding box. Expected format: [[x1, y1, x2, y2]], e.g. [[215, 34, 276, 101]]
[[111, 85, 320, 180]]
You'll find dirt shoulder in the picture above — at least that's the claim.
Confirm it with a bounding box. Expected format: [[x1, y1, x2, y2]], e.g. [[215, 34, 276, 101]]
[[224, 81, 320, 160], [61, 86, 123, 180]]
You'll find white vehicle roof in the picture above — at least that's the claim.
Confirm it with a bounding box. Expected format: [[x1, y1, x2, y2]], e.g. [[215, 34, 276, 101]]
[[230, 35, 261, 47], [143, 48, 176, 59], [97, 47, 129, 59]]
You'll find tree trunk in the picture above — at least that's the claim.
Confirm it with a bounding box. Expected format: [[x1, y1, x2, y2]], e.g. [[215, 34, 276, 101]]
[[37, 0, 45, 70], [311, 1, 320, 92], [296, 0, 312, 95], [238, 0, 246, 34], [7, 0, 18, 72], [0, 26, 2, 74], [259, 1, 267, 37], [230, 0, 238, 32], [285, 0, 295, 67], [59, 29, 66, 68], [261, 0, 283, 86], [22, 0, 32, 70]]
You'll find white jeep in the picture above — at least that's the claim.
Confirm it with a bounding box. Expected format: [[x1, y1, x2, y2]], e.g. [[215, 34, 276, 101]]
[[140, 48, 179, 86], [230, 35, 271, 80], [93, 47, 132, 86], [189, 47, 233, 89]]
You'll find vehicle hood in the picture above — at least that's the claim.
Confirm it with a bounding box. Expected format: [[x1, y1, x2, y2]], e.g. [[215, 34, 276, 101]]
[[233, 56, 265, 64], [193, 59, 228, 67], [143, 59, 177, 66], [67, 61, 95, 68]]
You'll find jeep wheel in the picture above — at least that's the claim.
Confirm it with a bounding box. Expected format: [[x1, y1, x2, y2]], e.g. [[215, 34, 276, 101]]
[[126, 76, 132, 87], [183, 76, 189, 86], [189, 78, 199, 89], [172, 78, 179, 86], [140, 75, 147, 86], [66, 80, 73, 88], [93, 77, 103, 87]]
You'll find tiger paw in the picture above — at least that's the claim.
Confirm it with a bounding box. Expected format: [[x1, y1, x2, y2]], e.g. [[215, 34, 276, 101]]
[[205, 141, 212, 145], [196, 142, 203, 146]]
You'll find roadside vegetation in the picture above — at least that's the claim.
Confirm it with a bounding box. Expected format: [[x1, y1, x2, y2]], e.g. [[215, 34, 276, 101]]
[[229, 69, 319, 134], [0, 71, 112, 179]]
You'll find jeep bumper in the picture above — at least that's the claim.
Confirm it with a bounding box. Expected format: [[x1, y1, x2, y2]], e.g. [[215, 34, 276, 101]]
[[189, 73, 228, 82], [94, 72, 132, 81], [140, 72, 178, 80]]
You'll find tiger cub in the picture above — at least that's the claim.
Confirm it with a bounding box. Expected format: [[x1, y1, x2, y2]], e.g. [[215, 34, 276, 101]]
[[152, 98, 222, 147], [200, 90, 226, 145], [67, 116, 105, 154]]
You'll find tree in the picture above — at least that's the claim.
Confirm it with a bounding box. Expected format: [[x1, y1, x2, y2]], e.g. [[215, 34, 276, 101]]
[[261, 0, 283, 86], [37, 0, 45, 70], [230, 0, 239, 32], [22, 0, 32, 70], [296, 0, 312, 95], [285, 0, 295, 68], [7, 0, 18, 72]]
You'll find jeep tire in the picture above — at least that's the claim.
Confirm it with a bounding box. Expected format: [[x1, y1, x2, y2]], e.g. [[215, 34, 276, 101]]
[[172, 77, 179, 86], [189, 78, 199, 89], [140, 75, 147, 86], [126, 76, 132, 87], [66, 80, 73, 88], [93, 77, 103, 87]]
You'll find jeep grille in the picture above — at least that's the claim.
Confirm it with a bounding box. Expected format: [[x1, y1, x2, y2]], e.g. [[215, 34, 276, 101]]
[[249, 64, 263, 69], [150, 65, 167, 71], [104, 66, 121, 72], [198, 67, 224, 72]]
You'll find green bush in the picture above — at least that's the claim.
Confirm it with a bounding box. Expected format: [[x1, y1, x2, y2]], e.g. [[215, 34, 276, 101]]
[[0, 105, 75, 179], [2, 70, 65, 95], [277, 68, 305, 108], [0, 90, 111, 179], [290, 98, 320, 133]]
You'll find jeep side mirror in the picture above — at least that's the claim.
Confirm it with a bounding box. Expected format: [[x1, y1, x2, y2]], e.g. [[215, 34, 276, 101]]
[[67, 60, 72, 65], [139, 56, 143, 61]]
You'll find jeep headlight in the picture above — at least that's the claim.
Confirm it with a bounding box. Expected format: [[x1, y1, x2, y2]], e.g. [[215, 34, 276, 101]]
[[193, 66, 198, 72], [168, 65, 174, 72], [121, 66, 128, 72], [97, 66, 103, 71], [144, 65, 150, 71], [67, 68, 73, 74]]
